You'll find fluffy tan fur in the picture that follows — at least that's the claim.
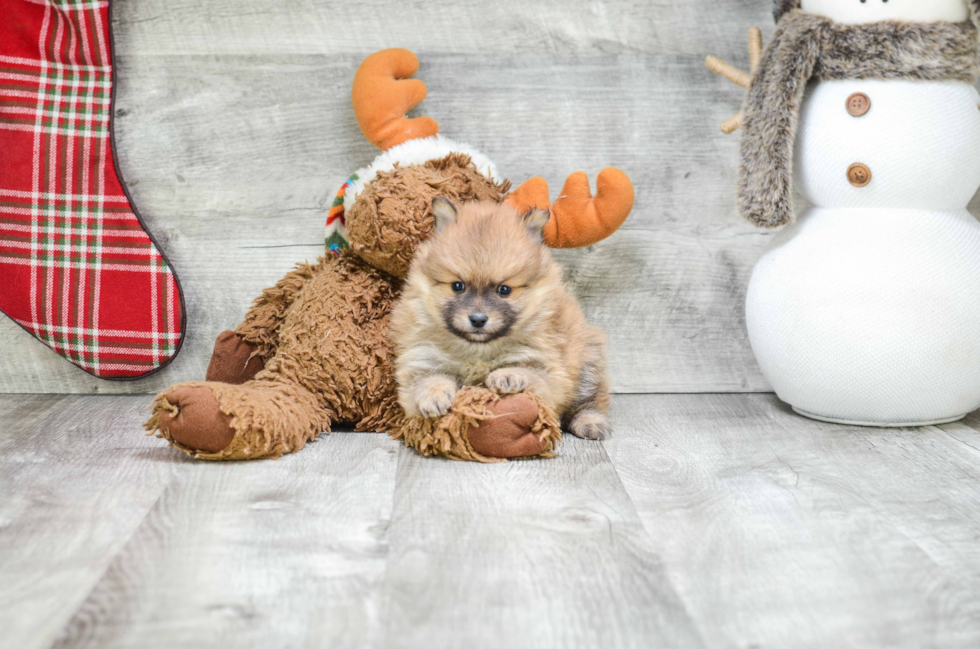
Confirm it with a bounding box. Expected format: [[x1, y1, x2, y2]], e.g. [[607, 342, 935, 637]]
[[145, 154, 561, 462], [392, 201, 611, 440]]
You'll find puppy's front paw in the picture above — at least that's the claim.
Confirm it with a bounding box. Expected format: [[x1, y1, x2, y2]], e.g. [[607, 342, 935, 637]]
[[415, 383, 458, 418], [485, 368, 532, 395], [569, 411, 612, 441]]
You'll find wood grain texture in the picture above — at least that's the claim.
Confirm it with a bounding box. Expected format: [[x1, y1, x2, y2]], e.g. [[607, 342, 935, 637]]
[[5, 394, 980, 647], [0, 396, 178, 649], [1, 393, 703, 649], [605, 393, 980, 649], [378, 440, 704, 649], [49, 430, 399, 649], [109, 0, 776, 57], [1, 0, 978, 395], [0, 0, 779, 394]]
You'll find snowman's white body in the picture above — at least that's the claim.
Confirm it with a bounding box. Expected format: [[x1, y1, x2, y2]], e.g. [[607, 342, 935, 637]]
[[745, 0, 980, 425]]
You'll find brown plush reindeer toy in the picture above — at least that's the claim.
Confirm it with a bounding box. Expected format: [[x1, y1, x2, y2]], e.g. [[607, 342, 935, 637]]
[[145, 49, 634, 462]]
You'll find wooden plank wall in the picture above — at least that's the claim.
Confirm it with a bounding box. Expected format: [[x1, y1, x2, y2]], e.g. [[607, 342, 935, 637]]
[[2, 0, 977, 394]]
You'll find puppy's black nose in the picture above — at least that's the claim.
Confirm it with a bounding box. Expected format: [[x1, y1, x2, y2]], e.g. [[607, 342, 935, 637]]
[[469, 313, 489, 328]]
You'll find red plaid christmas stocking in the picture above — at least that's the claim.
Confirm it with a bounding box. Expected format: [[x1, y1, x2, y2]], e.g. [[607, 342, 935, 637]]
[[0, 0, 184, 379]]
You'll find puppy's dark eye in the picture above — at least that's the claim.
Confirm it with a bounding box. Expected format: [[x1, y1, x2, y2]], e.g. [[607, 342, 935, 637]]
[[451, 281, 465, 293], [497, 285, 512, 297]]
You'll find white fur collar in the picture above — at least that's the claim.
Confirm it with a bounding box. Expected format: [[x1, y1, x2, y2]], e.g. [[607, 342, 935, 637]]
[[343, 135, 500, 211]]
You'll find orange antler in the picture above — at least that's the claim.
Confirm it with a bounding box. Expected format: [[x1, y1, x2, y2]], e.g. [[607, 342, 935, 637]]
[[352, 49, 440, 150], [507, 169, 634, 249]]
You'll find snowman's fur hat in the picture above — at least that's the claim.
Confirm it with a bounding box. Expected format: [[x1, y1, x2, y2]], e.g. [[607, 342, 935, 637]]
[[740, 3, 980, 227], [772, 0, 799, 21]]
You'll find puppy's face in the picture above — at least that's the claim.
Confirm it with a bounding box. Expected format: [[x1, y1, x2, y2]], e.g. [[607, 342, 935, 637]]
[[441, 278, 518, 344], [412, 199, 556, 345]]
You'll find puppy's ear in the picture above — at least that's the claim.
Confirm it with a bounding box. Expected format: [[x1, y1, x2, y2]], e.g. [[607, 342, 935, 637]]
[[522, 208, 551, 243], [431, 197, 458, 232]]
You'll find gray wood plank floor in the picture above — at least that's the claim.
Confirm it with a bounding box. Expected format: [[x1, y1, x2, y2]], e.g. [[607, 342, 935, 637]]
[[4, 393, 980, 649]]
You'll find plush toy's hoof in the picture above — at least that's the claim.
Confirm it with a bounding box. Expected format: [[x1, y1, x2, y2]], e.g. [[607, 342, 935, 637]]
[[393, 387, 560, 462], [156, 386, 235, 453], [467, 394, 550, 458], [206, 330, 264, 384]]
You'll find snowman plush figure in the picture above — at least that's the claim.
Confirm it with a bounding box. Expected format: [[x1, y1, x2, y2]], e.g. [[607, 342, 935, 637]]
[[709, 0, 980, 426]]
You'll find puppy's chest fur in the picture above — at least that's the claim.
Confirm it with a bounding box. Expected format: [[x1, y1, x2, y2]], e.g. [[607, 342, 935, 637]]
[[405, 303, 583, 412], [436, 344, 554, 386]]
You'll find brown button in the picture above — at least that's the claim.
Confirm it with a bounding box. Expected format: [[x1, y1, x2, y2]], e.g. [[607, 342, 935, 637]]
[[846, 92, 871, 117], [847, 163, 872, 187]]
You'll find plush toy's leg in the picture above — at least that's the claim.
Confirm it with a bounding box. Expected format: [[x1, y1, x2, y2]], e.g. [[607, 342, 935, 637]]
[[393, 387, 561, 462], [204, 261, 319, 384], [148, 254, 400, 460], [145, 378, 331, 461], [205, 331, 265, 384]]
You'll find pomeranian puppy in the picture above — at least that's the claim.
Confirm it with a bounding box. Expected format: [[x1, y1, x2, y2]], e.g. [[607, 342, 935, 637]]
[[391, 198, 611, 440]]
